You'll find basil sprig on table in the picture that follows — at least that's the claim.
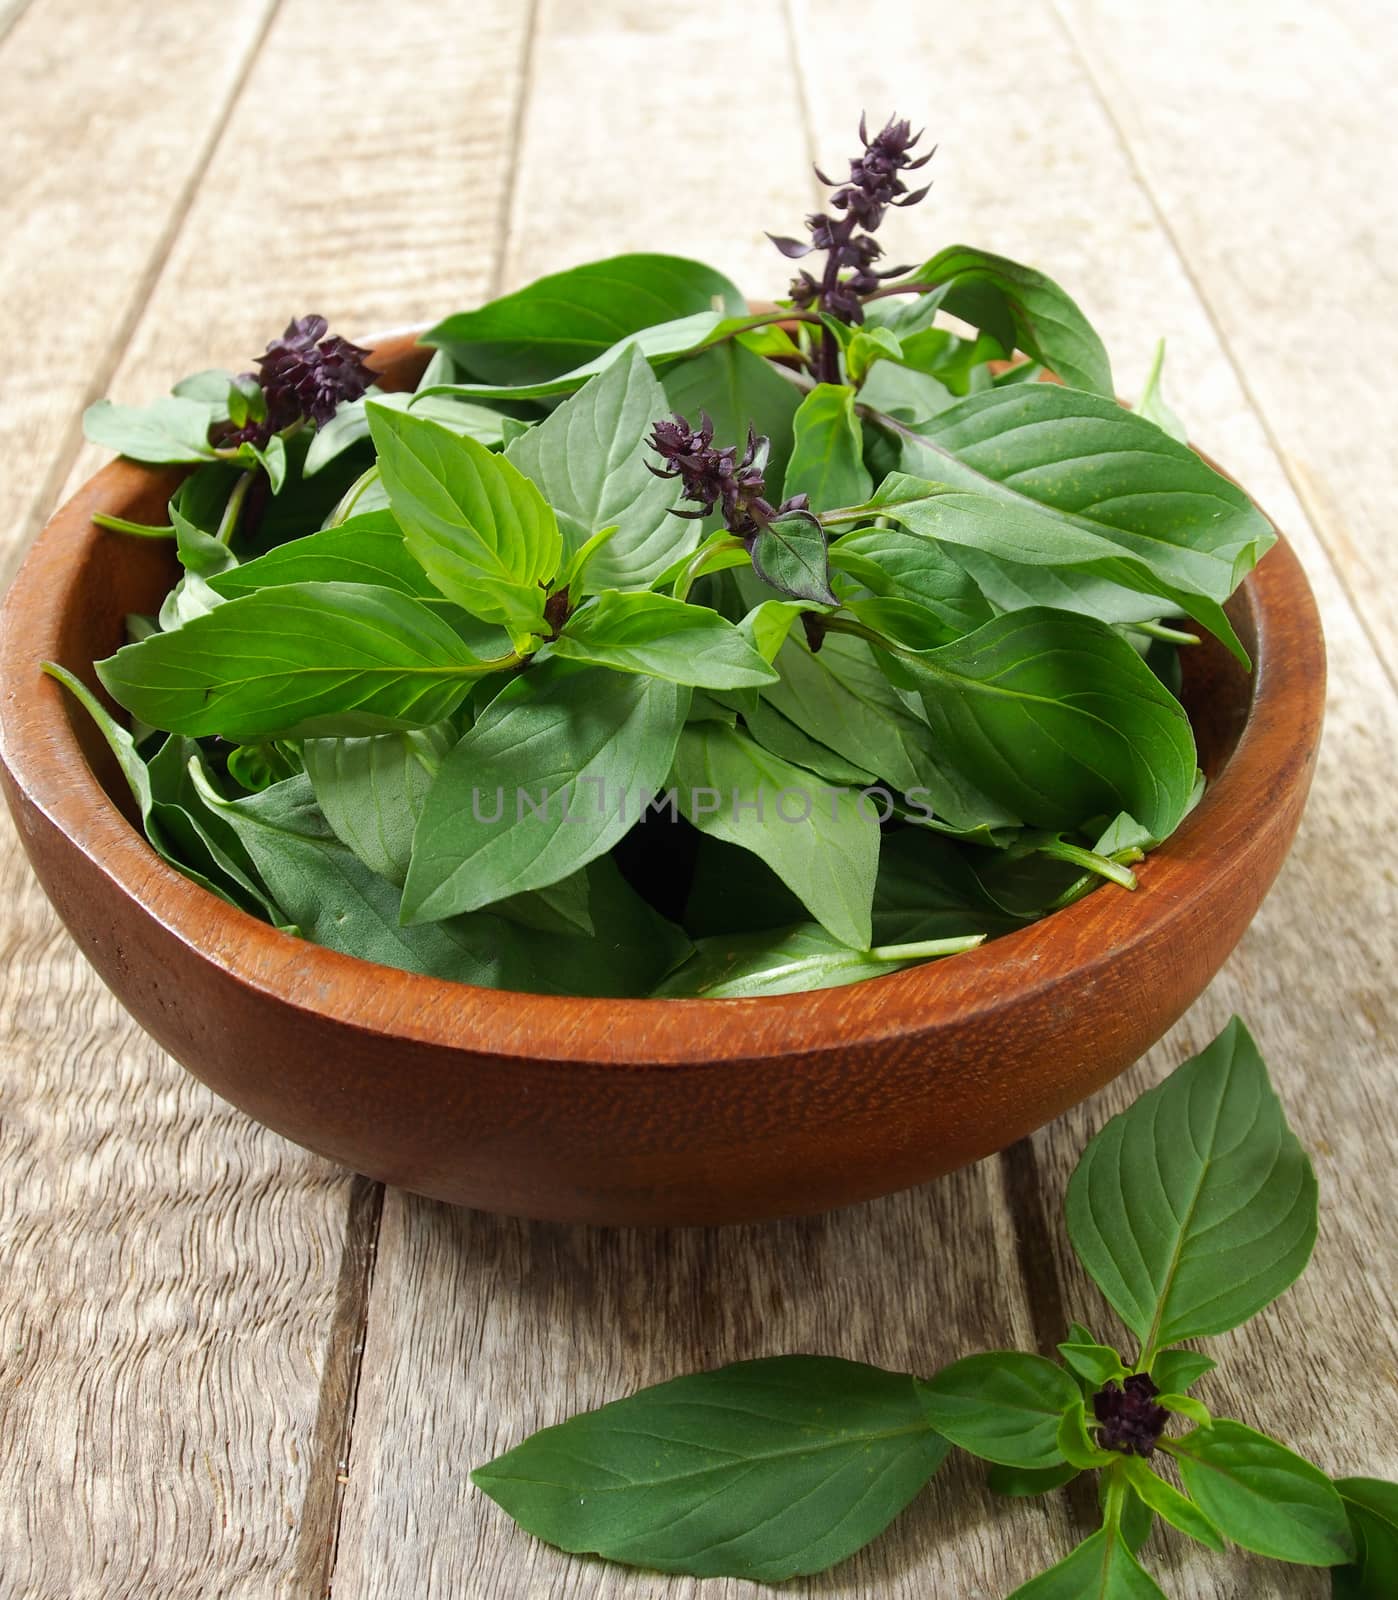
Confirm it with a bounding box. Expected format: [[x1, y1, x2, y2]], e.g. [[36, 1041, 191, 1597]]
[[63, 113, 1276, 998], [471, 1020, 1392, 1596]]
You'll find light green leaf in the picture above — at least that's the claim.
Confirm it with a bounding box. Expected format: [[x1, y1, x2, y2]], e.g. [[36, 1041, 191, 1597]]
[[402, 661, 688, 922], [1006, 1527, 1167, 1599], [916, 1352, 1080, 1470], [1065, 1017, 1318, 1351], [1058, 1342, 1129, 1388], [96, 582, 493, 740], [367, 403, 560, 643], [1137, 340, 1188, 444], [783, 383, 873, 511], [887, 606, 1198, 842], [1169, 1421, 1353, 1566], [547, 590, 776, 689], [669, 721, 879, 949], [209, 511, 438, 599], [737, 599, 822, 665], [471, 1356, 949, 1582], [306, 388, 507, 475], [1122, 1457, 1223, 1550], [1147, 1349, 1216, 1394], [423, 253, 745, 383], [741, 698, 875, 786], [83, 395, 219, 464], [504, 345, 693, 589]]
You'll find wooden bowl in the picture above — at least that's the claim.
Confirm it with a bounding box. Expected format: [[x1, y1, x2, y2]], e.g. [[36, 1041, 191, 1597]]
[[0, 335, 1325, 1225]]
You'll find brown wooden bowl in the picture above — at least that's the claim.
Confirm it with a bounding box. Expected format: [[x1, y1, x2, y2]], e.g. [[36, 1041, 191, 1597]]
[[0, 335, 1325, 1225]]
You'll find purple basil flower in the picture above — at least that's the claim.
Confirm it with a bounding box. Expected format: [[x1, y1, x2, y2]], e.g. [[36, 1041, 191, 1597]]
[[218, 314, 376, 446], [1092, 1373, 1170, 1457], [647, 412, 808, 543]]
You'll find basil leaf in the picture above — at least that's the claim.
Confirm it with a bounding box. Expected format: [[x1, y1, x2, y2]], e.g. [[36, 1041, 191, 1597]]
[[96, 582, 490, 740], [422, 253, 744, 384], [172, 367, 234, 416], [1333, 1478, 1398, 1599], [889, 607, 1197, 842], [762, 632, 1018, 835], [302, 724, 455, 884], [987, 1462, 1080, 1498], [305, 389, 506, 476], [661, 340, 801, 493], [208, 512, 438, 599], [1058, 1400, 1115, 1469], [916, 1352, 1080, 1469], [189, 768, 686, 995], [402, 661, 688, 923], [737, 598, 823, 665], [83, 395, 219, 464], [471, 1356, 949, 1581], [547, 590, 777, 689], [783, 383, 873, 511], [741, 698, 875, 786], [1057, 1342, 1129, 1388], [1148, 1349, 1216, 1393], [1005, 1528, 1166, 1599], [1065, 1017, 1317, 1350], [905, 245, 1113, 396], [504, 345, 694, 589], [652, 921, 980, 998], [1169, 1421, 1353, 1566], [1118, 1478, 1156, 1555], [1121, 1457, 1224, 1550], [830, 525, 995, 639], [871, 829, 1025, 945], [749, 509, 837, 605], [669, 721, 879, 949], [366, 403, 560, 643], [1137, 340, 1188, 445]]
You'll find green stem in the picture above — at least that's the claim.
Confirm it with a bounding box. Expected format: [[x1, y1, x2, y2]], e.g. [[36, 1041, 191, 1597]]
[[673, 537, 745, 604], [1101, 1461, 1128, 1532], [216, 469, 255, 546], [1035, 839, 1139, 891], [1130, 620, 1200, 646], [327, 464, 380, 528], [92, 512, 176, 539], [869, 934, 986, 962]]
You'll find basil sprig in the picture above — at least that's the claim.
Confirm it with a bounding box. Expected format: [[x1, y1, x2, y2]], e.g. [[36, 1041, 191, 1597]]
[[472, 1020, 1390, 1594]]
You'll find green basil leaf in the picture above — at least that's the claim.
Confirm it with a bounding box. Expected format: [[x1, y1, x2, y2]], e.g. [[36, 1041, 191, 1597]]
[[829, 525, 995, 639], [423, 253, 744, 384], [1333, 1478, 1398, 1599], [737, 599, 822, 665], [652, 921, 981, 998], [402, 661, 688, 923], [471, 1355, 949, 1581], [749, 509, 837, 605], [1147, 1349, 1216, 1394], [858, 358, 958, 424], [661, 340, 801, 493], [1005, 1528, 1166, 1599], [906, 245, 1113, 396], [1058, 1342, 1129, 1388], [303, 724, 455, 885], [547, 590, 777, 689], [888, 606, 1197, 842], [492, 871, 594, 938], [1065, 1017, 1318, 1350], [741, 698, 875, 786], [783, 383, 873, 511], [669, 721, 879, 949], [208, 511, 437, 599], [83, 395, 219, 464], [1137, 340, 1188, 444], [916, 1352, 1080, 1469], [1122, 1457, 1224, 1550], [96, 582, 491, 740], [172, 367, 234, 416], [366, 403, 560, 643], [987, 1461, 1081, 1498], [1169, 1421, 1353, 1566], [1057, 1400, 1115, 1469], [504, 345, 694, 589], [870, 829, 1025, 945], [1157, 1392, 1212, 1427], [305, 389, 506, 476], [1118, 1478, 1156, 1555]]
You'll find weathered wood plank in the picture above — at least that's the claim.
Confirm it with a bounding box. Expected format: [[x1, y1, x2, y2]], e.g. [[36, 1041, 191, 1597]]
[[0, 2, 534, 1597], [786, 0, 1398, 1594], [0, 0, 279, 587], [327, 3, 1068, 1596], [1053, 0, 1398, 691]]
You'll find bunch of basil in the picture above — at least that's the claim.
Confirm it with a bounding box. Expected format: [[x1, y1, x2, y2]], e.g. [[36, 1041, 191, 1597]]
[[62, 143, 1274, 999]]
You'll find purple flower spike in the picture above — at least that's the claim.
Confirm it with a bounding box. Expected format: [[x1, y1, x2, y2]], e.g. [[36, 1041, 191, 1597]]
[[220, 314, 377, 446]]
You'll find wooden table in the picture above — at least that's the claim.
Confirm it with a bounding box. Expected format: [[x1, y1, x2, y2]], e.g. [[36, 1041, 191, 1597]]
[[1, 2, 1394, 1595]]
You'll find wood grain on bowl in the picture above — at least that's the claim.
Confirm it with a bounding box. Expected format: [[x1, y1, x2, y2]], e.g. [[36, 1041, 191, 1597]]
[[0, 335, 1326, 1225]]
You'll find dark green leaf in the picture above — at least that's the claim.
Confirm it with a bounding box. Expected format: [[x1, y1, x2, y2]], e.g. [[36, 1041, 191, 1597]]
[[423, 253, 744, 384], [1148, 1349, 1216, 1394], [471, 1356, 949, 1581], [548, 590, 777, 689], [1122, 1457, 1224, 1550], [402, 661, 688, 923], [887, 606, 1197, 842], [1005, 1527, 1166, 1599], [83, 395, 219, 464], [96, 582, 492, 740], [1058, 1400, 1115, 1469], [870, 829, 1025, 945], [652, 921, 981, 998], [987, 1461, 1080, 1498], [1169, 1421, 1353, 1566], [829, 524, 995, 639], [1333, 1478, 1398, 1599], [504, 345, 693, 589], [783, 383, 873, 511], [741, 698, 875, 786], [1065, 1017, 1318, 1350], [749, 509, 837, 606], [916, 1352, 1080, 1469], [366, 403, 560, 643], [669, 721, 879, 949], [906, 245, 1113, 396]]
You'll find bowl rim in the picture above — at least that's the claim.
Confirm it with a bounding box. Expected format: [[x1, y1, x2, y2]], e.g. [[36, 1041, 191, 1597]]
[[0, 336, 1326, 1067]]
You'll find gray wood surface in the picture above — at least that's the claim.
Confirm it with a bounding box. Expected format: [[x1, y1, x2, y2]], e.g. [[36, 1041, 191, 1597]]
[[1, 1, 1393, 1596]]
